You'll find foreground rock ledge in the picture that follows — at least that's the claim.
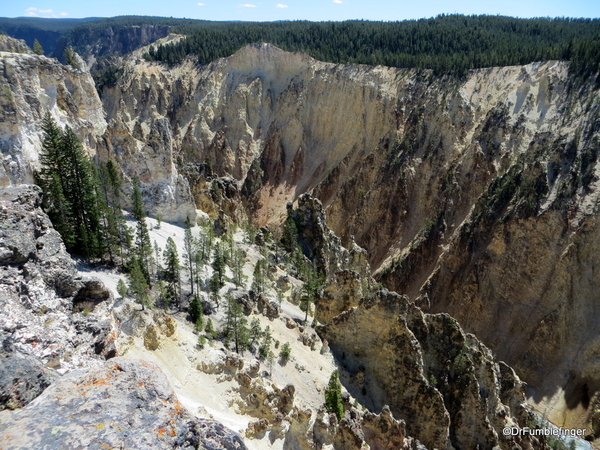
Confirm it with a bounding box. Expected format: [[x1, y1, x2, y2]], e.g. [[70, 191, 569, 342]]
[[0, 357, 247, 450]]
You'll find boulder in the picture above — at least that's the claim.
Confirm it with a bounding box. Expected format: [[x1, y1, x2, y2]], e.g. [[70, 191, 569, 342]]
[[0, 345, 58, 411]]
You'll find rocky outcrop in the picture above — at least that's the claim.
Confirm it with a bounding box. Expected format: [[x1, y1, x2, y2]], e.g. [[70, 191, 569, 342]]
[[284, 194, 372, 324], [288, 195, 371, 281], [0, 185, 116, 372], [0, 345, 58, 411], [318, 270, 363, 324], [98, 116, 196, 222], [0, 357, 247, 450], [0, 35, 32, 54], [234, 374, 295, 420], [181, 163, 245, 222], [362, 406, 412, 450], [317, 290, 529, 450]]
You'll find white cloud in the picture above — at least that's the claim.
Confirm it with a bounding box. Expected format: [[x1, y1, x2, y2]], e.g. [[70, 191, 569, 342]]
[[238, 3, 257, 6], [25, 7, 59, 16], [60, 12, 68, 16], [276, 3, 288, 7], [197, 2, 205, 5], [333, 0, 342, 3]]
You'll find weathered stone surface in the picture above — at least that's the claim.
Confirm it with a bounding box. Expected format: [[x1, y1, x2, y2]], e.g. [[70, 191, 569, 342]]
[[233, 375, 295, 421], [317, 270, 363, 324], [257, 295, 280, 320], [313, 407, 364, 450], [0, 185, 116, 373], [317, 290, 528, 450], [197, 349, 244, 380], [290, 195, 363, 280], [362, 406, 409, 450], [195, 418, 248, 450], [0, 358, 247, 450], [0, 345, 58, 411], [72, 278, 113, 312], [144, 325, 160, 351], [281, 407, 314, 450]]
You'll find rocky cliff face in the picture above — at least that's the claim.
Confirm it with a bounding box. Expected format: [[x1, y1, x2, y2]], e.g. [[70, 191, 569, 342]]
[[0, 184, 248, 449], [55, 24, 171, 62], [0, 45, 105, 186], [0, 36, 195, 222]]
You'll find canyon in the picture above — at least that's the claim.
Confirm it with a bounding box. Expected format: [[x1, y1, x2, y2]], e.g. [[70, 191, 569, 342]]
[[1, 33, 600, 448]]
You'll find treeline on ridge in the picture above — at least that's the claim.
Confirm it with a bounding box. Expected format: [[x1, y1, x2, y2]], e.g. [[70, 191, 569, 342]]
[[144, 15, 600, 76], [2, 14, 599, 76]]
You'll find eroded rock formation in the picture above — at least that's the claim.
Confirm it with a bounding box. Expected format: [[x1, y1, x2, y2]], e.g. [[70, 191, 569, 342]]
[[317, 290, 532, 450], [0, 185, 116, 372]]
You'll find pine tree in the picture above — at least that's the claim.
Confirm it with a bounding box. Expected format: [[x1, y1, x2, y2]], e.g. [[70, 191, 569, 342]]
[[224, 292, 249, 354], [325, 370, 344, 421], [231, 248, 247, 288], [279, 342, 291, 360], [301, 260, 323, 324], [183, 217, 195, 295], [117, 278, 128, 298], [191, 239, 204, 296], [37, 113, 105, 259], [189, 294, 203, 324], [249, 318, 262, 349], [258, 325, 272, 360], [64, 46, 79, 69], [128, 258, 150, 310], [205, 318, 215, 337], [131, 176, 152, 281], [251, 259, 269, 296], [99, 160, 128, 266], [210, 243, 226, 295], [37, 113, 73, 246], [33, 39, 44, 55], [163, 237, 181, 309], [281, 215, 299, 253], [60, 126, 104, 258]]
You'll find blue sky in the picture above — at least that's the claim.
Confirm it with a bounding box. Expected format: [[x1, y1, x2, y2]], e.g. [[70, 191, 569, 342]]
[[2, 0, 599, 21]]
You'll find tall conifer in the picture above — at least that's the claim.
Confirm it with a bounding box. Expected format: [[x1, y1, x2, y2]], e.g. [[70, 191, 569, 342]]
[[131, 176, 152, 281]]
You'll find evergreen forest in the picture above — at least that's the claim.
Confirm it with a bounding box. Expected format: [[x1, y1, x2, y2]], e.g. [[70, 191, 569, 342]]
[[1, 14, 599, 77], [144, 15, 600, 76]]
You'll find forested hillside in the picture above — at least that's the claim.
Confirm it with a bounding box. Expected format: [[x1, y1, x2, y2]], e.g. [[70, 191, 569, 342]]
[[147, 15, 600, 75], [2, 14, 599, 76]]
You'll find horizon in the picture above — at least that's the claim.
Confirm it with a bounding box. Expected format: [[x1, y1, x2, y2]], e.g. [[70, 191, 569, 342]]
[[2, 0, 599, 22], [4, 13, 600, 22]]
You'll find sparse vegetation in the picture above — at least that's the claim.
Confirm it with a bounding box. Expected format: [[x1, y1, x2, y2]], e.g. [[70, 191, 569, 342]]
[[279, 342, 291, 361], [325, 370, 344, 420]]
